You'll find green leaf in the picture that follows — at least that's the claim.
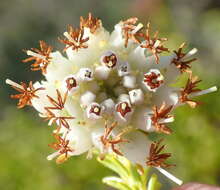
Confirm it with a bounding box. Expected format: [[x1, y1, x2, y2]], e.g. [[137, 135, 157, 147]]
[[97, 154, 129, 179], [103, 176, 132, 190], [139, 166, 149, 189], [147, 174, 161, 190]]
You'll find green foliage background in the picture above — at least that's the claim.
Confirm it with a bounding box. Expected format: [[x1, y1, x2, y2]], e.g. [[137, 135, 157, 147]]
[[0, 0, 219, 189]]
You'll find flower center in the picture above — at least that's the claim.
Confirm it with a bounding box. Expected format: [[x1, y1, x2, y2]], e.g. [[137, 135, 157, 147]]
[[85, 70, 92, 78], [89, 105, 101, 116], [144, 70, 164, 91], [103, 53, 117, 68], [66, 77, 77, 91], [116, 102, 132, 117]]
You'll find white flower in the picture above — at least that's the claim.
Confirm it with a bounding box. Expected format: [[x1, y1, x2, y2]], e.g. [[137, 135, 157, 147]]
[[86, 102, 103, 120], [143, 69, 164, 92], [6, 13, 217, 185]]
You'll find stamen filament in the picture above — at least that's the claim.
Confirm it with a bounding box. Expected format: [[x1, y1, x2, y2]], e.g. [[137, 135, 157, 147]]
[[131, 23, 143, 34], [27, 50, 46, 60], [47, 151, 60, 161], [153, 40, 161, 48], [48, 118, 56, 126], [190, 86, 217, 97], [160, 117, 174, 123], [156, 167, 183, 185], [185, 48, 198, 58], [5, 79, 24, 90], [63, 32, 78, 44]]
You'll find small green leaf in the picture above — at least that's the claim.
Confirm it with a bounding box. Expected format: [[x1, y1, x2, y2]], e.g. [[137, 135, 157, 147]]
[[128, 164, 142, 187], [147, 174, 161, 190], [97, 154, 129, 179], [139, 167, 149, 190], [103, 176, 132, 190]]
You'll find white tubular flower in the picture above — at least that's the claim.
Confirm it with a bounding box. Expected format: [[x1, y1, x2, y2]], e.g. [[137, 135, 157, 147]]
[[65, 126, 92, 156], [62, 75, 79, 94], [120, 130, 150, 166], [80, 91, 96, 107], [115, 96, 133, 123], [77, 68, 93, 82], [47, 126, 92, 164], [117, 61, 130, 77], [7, 13, 217, 185], [45, 51, 76, 84], [101, 98, 115, 115], [100, 51, 118, 69], [122, 75, 136, 89], [91, 127, 106, 152], [129, 89, 144, 105], [86, 102, 103, 120], [143, 69, 164, 92], [94, 65, 110, 80]]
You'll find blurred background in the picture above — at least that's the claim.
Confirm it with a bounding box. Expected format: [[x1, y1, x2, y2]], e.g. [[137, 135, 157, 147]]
[[0, 0, 220, 189]]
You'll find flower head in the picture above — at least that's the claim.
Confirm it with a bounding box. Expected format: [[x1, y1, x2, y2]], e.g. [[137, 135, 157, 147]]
[[6, 14, 217, 185]]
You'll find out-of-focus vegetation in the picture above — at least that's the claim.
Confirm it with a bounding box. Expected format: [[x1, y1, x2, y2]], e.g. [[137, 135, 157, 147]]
[[0, 0, 219, 189]]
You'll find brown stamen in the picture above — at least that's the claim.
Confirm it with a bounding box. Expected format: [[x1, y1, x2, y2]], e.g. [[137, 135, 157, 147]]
[[179, 75, 201, 108], [46, 90, 68, 110], [100, 121, 129, 158], [49, 133, 74, 164], [44, 90, 72, 130], [140, 23, 169, 64], [59, 25, 89, 52], [80, 12, 101, 33], [9, 81, 45, 108], [144, 72, 164, 90], [171, 43, 197, 73], [122, 17, 143, 48], [146, 139, 175, 168], [151, 102, 173, 134], [22, 41, 53, 74], [44, 108, 74, 129]]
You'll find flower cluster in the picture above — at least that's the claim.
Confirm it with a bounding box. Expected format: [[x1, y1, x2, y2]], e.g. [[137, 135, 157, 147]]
[[6, 13, 217, 185]]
